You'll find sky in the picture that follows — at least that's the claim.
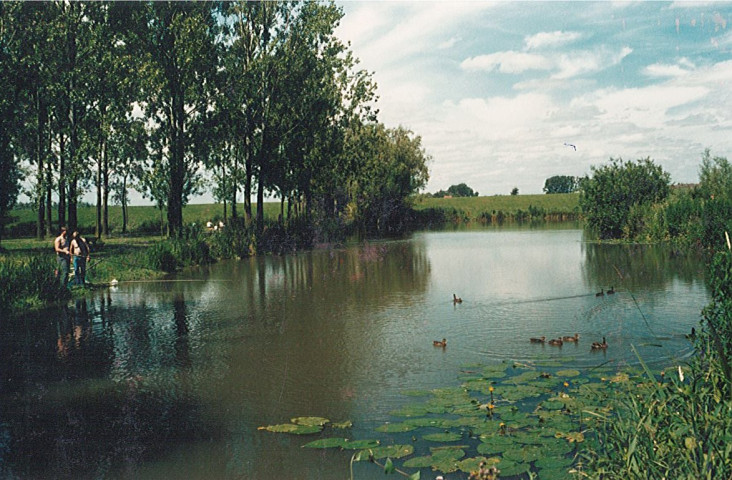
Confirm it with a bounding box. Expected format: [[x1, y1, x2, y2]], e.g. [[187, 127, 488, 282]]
[[27, 1, 731, 206], [333, 1, 732, 195]]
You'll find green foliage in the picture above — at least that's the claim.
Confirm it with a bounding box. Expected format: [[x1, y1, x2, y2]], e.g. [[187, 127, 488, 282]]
[[703, 250, 732, 386], [543, 175, 578, 194], [0, 254, 69, 311], [432, 183, 479, 198], [348, 124, 430, 236], [145, 225, 214, 273], [510, 187, 519, 196], [580, 157, 670, 239]]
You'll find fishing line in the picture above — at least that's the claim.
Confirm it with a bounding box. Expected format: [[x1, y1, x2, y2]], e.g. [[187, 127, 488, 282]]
[[613, 263, 659, 340]]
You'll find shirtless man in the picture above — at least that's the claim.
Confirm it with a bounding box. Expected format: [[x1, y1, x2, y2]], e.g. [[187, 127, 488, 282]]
[[70, 230, 91, 286], [54, 226, 71, 288]]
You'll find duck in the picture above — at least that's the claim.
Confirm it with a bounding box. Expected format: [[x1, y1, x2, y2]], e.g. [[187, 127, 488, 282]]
[[562, 333, 580, 342], [607, 286, 615, 295], [453, 294, 463, 304], [595, 289, 605, 297], [591, 337, 608, 350], [433, 338, 447, 347], [685, 327, 696, 340], [548, 338, 563, 346], [529, 336, 546, 343]]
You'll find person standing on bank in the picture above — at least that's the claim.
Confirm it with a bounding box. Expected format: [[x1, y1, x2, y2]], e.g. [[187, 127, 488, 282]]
[[54, 226, 71, 288], [70, 230, 90, 286]]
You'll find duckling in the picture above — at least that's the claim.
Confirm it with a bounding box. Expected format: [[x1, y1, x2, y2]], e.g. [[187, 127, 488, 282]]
[[562, 333, 580, 342], [607, 286, 615, 295], [453, 293, 463, 304], [548, 338, 563, 346], [595, 288, 605, 297], [433, 338, 447, 347], [530, 336, 546, 343], [591, 337, 608, 350]]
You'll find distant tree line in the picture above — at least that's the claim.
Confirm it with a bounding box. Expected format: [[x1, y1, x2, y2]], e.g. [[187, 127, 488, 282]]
[[0, 1, 430, 244], [428, 183, 478, 198]]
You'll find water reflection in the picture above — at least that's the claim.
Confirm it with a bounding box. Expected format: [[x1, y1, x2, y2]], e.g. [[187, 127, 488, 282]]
[[0, 229, 709, 479]]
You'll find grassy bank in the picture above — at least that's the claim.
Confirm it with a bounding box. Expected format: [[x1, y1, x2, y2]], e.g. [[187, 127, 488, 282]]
[[412, 193, 581, 226]]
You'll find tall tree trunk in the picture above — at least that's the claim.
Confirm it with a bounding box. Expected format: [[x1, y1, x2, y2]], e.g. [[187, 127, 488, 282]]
[[102, 137, 109, 237], [167, 86, 185, 237], [96, 148, 102, 238], [121, 175, 128, 234], [68, 178, 78, 233], [45, 125, 53, 236], [230, 145, 238, 219], [244, 136, 253, 224], [35, 90, 46, 239], [256, 175, 265, 233], [58, 133, 66, 228]]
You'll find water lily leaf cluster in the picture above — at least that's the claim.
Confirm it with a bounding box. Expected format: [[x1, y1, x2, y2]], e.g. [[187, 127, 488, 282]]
[[257, 360, 656, 478]]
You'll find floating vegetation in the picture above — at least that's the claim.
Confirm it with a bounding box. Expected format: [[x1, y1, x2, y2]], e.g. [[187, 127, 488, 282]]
[[257, 359, 670, 478]]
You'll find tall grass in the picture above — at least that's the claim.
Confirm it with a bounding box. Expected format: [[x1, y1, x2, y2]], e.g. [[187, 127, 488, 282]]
[[0, 254, 69, 310]]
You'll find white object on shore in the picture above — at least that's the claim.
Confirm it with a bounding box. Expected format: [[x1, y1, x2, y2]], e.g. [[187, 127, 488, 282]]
[[109, 279, 119, 286]]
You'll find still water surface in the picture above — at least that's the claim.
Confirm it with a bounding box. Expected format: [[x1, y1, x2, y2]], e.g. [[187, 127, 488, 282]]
[[0, 226, 708, 479]]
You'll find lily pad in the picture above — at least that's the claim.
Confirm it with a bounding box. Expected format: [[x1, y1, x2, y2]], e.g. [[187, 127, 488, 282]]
[[456, 456, 501, 473], [556, 369, 581, 377], [542, 400, 566, 410], [495, 459, 529, 477], [341, 439, 380, 450], [302, 437, 347, 449], [535, 455, 574, 469], [258, 423, 323, 434], [503, 445, 543, 463], [423, 432, 462, 442], [367, 444, 414, 459], [291, 416, 330, 427]]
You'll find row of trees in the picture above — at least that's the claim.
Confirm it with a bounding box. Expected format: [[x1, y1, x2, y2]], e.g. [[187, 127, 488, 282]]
[[0, 1, 430, 243]]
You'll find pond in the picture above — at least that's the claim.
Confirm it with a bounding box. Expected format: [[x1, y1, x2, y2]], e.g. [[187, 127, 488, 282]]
[[0, 226, 708, 479]]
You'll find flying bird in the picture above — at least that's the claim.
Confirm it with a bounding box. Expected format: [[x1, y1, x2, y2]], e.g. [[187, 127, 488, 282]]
[[564, 142, 577, 151]]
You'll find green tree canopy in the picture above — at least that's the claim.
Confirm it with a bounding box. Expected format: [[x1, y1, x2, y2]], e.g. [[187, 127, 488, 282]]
[[580, 157, 670, 239], [543, 175, 578, 194], [432, 183, 478, 198]]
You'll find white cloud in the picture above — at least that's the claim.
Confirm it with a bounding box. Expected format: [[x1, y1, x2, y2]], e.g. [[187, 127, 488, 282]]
[[524, 31, 582, 50], [461, 51, 552, 73], [552, 46, 632, 79]]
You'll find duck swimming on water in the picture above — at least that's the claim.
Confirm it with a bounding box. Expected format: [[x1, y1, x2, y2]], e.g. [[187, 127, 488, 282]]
[[562, 333, 579, 342], [453, 294, 463, 304], [530, 336, 546, 343], [433, 338, 447, 347], [548, 338, 563, 346], [591, 337, 608, 350]]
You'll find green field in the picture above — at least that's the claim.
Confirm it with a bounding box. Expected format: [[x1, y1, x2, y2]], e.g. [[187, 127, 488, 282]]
[[5, 202, 283, 238], [413, 193, 581, 223], [5, 193, 581, 241]]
